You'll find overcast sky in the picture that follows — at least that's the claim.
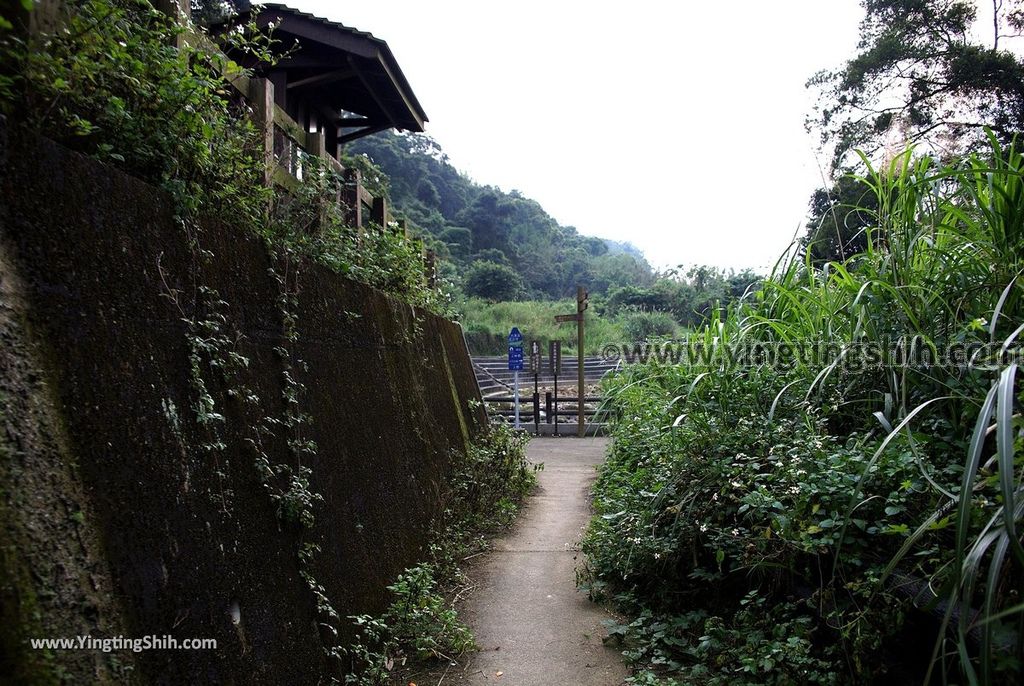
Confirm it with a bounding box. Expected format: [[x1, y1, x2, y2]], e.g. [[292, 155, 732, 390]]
[[289, 0, 865, 273]]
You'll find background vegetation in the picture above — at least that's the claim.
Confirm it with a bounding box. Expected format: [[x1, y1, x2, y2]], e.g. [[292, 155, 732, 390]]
[[584, 3, 1024, 683], [346, 132, 761, 348]]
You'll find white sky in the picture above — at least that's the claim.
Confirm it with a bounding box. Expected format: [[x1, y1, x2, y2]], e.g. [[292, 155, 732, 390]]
[[289, 0, 866, 273]]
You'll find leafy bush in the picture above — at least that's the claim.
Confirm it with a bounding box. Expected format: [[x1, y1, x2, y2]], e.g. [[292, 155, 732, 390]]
[[463, 259, 523, 301], [344, 564, 475, 684], [0, 0, 268, 223], [432, 422, 538, 572]]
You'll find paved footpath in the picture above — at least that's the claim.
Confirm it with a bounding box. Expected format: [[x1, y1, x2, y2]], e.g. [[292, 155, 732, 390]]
[[417, 437, 628, 686]]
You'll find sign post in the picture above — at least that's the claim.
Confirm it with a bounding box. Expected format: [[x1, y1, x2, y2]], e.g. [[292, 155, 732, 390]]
[[576, 286, 588, 437], [508, 327, 524, 429], [549, 340, 561, 436], [553, 287, 588, 437], [530, 341, 541, 435]]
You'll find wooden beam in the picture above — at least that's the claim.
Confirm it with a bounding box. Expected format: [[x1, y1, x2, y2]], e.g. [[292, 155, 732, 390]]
[[274, 56, 339, 70], [286, 67, 356, 90], [338, 123, 390, 145], [337, 117, 373, 127], [373, 53, 426, 131], [347, 54, 400, 128]]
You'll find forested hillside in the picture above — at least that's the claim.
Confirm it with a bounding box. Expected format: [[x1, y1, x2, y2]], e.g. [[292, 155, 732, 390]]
[[346, 132, 653, 300]]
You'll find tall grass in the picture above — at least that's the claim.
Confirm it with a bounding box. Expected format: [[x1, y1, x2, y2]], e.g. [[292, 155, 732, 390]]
[[753, 137, 1024, 682], [593, 135, 1024, 682]]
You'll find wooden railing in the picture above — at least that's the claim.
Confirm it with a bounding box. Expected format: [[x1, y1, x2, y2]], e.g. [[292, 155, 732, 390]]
[[483, 394, 607, 435]]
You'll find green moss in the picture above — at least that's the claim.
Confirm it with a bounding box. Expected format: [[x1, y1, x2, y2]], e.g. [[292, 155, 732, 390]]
[[0, 467, 60, 685]]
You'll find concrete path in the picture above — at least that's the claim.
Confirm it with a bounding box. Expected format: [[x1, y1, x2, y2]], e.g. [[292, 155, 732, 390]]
[[419, 437, 627, 686]]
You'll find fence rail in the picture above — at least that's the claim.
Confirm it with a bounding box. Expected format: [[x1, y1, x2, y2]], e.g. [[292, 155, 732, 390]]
[[482, 393, 609, 432]]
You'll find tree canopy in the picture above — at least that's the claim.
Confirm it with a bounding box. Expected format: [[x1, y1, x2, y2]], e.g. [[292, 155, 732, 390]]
[[809, 0, 1024, 170], [463, 260, 523, 301]]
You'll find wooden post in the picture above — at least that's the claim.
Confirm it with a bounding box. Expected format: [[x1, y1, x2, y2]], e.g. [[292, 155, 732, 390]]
[[249, 78, 275, 187], [154, 0, 189, 21], [425, 250, 437, 289], [307, 130, 327, 159], [344, 168, 363, 229], [577, 286, 587, 437], [307, 131, 327, 229], [27, 0, 61, 35], [371, 196, 387, 228], [153, 0, 189, 48]]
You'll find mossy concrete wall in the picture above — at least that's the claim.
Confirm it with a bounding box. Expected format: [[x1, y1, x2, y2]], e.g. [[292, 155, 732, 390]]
[[0, 121, 486, 684]]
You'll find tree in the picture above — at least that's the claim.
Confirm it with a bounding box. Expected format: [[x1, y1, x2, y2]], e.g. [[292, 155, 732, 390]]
[[803, 175, 878, 263], [463, 260, 523, 301], [439, 226, 472, 261], [456, 192, 514, 255], [809, 0, 1024, 169], [415, 178, 440, 206]]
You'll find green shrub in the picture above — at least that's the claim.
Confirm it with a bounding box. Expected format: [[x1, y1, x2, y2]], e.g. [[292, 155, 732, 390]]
[[463, 259, 523, 301], [344, 564, 475, 684]]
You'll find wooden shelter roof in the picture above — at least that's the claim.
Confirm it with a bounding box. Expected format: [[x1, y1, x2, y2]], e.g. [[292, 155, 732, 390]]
[[223, 3, 427, 142]]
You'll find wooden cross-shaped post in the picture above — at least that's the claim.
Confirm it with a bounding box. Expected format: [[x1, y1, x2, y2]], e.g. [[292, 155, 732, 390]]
[[576, 286, 588, 437]]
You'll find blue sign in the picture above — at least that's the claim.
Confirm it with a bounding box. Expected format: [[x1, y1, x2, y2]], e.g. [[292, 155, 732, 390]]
[[508, 345, 524, 371], [508, 327, 523, 344]]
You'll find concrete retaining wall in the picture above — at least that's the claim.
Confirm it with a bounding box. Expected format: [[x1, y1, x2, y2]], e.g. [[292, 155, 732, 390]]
[[0, 121, 486, 684]]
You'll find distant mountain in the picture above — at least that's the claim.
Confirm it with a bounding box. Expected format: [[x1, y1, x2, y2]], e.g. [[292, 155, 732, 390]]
[[344, 132, 654, 300]]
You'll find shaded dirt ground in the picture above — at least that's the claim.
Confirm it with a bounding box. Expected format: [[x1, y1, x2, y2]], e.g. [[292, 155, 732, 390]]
[[413, 437, 627, 686]]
